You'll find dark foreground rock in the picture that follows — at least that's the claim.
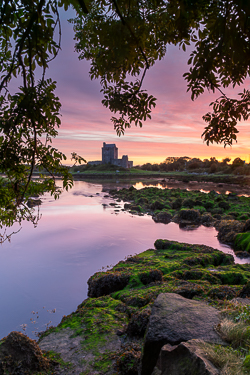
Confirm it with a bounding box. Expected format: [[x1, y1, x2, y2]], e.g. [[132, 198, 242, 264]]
[[140, 293, 225, 375], [0, 331, 51, 375], [152, 339, 220, 375]]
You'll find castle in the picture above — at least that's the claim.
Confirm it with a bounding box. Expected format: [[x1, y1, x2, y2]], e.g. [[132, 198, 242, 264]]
[[88, 143, 133, 168]]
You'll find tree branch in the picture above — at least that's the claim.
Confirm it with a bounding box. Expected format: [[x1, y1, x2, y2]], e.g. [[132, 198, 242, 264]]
[[111, 0, 149, 70], [0, 0, 46, 92]]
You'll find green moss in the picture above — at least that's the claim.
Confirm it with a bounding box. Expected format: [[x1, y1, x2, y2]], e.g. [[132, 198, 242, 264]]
[[235, 233, 250, 253], [91, 352, 115, 372], [243, 355, 250, 370], [127, 274, 144, 289], [44, 351, 73, 369], [216, 271, 247, 285], [239, 214, 249, 221], [110, 187, 250, 238], [39, 238, 250, 374], [193, 205, 206, 213]]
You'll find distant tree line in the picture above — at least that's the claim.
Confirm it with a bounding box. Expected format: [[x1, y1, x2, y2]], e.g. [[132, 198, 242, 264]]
[[138, 156, 249, 175]]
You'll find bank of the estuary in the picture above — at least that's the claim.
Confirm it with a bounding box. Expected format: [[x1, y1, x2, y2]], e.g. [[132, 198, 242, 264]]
[[1, 240, 250, 374], [109, 186, 250, 256], [71, 170, 250, 186]]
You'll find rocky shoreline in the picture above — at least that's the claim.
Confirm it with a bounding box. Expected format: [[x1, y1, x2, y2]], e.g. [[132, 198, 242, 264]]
[[109, 186, 250, 256], [1, 185, 250, 374], [1, 239, 250, 374], [71, 172, 250, 186]]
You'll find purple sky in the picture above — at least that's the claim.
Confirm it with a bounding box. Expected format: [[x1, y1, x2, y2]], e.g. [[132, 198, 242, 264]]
[[47, 9, 250, 165]]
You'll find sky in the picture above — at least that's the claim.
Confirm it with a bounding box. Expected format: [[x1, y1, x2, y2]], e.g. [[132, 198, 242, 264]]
[[45, 8, 250, 166]]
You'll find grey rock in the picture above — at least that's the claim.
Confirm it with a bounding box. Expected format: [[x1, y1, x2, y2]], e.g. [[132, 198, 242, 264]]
[[152, 339, 220, 375], [140, 293, 224, 375]]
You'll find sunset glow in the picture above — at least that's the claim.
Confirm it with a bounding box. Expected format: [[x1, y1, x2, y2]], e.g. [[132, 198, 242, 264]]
[[49, 10, 250, 166]]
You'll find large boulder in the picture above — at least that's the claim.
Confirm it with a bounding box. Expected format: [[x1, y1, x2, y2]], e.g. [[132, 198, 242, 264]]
[[152, 339, 220, 375], [140, 293, 224, 375], [0, 331, 51, 375]]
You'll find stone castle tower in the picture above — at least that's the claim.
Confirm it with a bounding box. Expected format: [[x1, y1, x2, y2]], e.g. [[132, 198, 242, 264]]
[[101, 143, 133, 168]]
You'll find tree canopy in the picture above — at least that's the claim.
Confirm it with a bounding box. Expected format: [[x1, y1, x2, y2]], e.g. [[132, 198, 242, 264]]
[[1, 0, 250, 235], [71, 0, 250, 144]]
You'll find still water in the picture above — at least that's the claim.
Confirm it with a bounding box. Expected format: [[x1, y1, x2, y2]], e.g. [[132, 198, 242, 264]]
[[0, 180, 244, 340]]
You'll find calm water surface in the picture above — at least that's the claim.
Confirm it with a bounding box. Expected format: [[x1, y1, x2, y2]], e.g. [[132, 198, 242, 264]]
[[0, 180, 245, 339]]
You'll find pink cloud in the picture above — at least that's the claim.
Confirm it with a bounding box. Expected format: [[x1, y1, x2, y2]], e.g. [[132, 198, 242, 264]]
[[48, 13, 250, 165]]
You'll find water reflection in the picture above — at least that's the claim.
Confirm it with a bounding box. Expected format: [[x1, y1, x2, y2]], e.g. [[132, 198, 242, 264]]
[[0, 180, 248, 341], [134, 180, 250, 197]]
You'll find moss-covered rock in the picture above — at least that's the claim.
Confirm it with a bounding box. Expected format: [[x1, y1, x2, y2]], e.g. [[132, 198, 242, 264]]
[[37, 240, 250, 374], [0, 331, 51, 375], [218, 201, 230, 210], [216, 220, 245, 244], [115, 346, 140, 375], [88, 272, 131, 298], [172, 198, 183, 209], [243, 219, 250, 232], [150, 200, 165, 210], [234, 232, 250, 253], [129, 205, 142, 212], [109, 186, 250, 248], [238, 281, 250, 298], [208, 285, 238, 300], [182, 198, 195, 208], [140, 269, 163, 285], [126, 308, 151, 337], [152, 211, 172, 224], [178, 209, 201, 223], [174, 282, 205, 299], [200, 213, 214, 226]]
